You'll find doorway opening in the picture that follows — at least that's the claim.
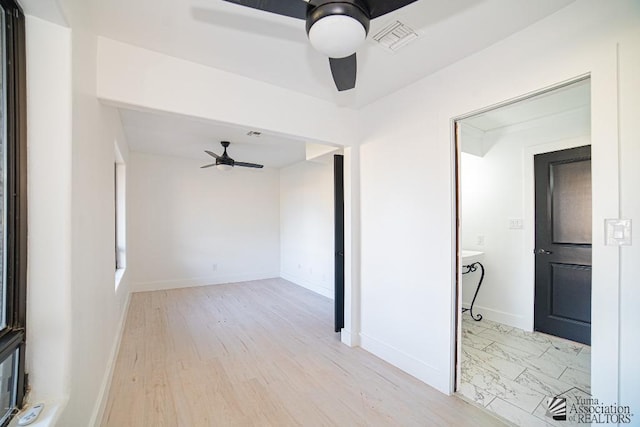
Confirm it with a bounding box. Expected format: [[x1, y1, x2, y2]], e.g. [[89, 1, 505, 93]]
[[454, 78, 592, 424]]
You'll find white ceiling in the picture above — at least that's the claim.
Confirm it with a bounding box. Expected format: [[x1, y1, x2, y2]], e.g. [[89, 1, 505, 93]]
[[462, 78, 590, 132], [459, 79, 590, 156], [120, 109, 310, 168], [92, 0, 576, 108]]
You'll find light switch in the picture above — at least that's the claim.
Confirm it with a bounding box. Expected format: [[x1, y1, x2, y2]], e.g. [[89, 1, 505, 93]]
[[613, 226, 625, 239], [605, 219, 632, 246], [508, 218, 524, 229]]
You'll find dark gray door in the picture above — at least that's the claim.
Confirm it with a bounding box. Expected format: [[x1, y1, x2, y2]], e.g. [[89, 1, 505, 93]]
[[334, 155, 344, 333], [534, 145, 592, 345]]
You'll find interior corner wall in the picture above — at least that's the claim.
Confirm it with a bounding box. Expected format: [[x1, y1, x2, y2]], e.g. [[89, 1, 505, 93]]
[[128, 152, 280, 291], [358, 0, 639, 401], [280, 157, 335, 299], [460, 108, 590, 331], [52, 1, 134, 424]]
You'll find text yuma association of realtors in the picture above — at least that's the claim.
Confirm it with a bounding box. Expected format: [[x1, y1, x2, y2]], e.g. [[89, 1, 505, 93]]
[[570, 396, 633, 424]]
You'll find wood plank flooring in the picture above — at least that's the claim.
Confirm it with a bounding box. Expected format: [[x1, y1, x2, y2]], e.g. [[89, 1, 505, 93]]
[[102, 278, 504, 426]]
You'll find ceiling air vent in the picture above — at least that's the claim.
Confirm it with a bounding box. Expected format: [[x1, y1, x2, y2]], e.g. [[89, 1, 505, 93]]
[[372, 21, 418, 52]]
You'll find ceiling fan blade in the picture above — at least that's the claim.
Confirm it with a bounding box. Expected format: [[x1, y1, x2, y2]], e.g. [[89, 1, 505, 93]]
[[205, 150, 221, 159], [221, 0, 308, 20], [329, 54, 357, 91], [201, 163, 216, 168], [234, 161, 264, 169], [368, 0, 419, 19]]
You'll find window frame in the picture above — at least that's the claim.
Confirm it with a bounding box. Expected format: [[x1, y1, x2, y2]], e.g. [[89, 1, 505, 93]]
[[0, 0, 27, 423], [114, 146, 126, 288]]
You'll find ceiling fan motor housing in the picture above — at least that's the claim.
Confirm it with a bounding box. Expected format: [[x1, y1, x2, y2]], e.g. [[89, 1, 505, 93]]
[[216, 158, 233, 166], [218, 141, 234, 166], [306, 1, 370, 58]]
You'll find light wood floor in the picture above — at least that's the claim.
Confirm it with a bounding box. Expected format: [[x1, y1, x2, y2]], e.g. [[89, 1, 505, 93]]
[[102, 278, 503, 426]]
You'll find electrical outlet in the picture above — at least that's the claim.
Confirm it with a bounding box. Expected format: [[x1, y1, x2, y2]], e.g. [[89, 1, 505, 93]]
[[212, 264, 217, 272], [477, 235, 485, 246]]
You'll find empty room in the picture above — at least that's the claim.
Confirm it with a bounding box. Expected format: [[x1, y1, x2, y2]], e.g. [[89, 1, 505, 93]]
[[2, 0, 638, 426]]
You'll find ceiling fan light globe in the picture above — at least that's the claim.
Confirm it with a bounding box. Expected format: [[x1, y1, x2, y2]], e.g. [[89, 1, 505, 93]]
[[308, 15, 366, 58], [216, 163, 233, 172]]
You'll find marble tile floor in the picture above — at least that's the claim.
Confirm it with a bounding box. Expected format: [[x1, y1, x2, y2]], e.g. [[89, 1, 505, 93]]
[[457, 316, 591, 426]]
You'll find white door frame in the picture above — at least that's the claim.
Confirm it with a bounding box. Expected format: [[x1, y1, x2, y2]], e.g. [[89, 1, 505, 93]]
[[449, 51, 621, 405]]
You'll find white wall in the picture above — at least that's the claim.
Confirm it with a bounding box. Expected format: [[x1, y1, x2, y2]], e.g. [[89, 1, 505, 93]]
[[96, 38, 359, 148], [25, 7, 134, 426], [128, 152, 280, 291], [460, 107, 590, 330], [618, 23, 640, 413], [359, 1, 639, 408], [280, 157, 335, 299], [55, 0, 133, 424], [25, 15, 72, 417], [342, 146, 361, 347]]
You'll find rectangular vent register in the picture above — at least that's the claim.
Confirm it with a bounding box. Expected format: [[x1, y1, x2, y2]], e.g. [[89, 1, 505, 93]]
[[373, 21, 418, 51]]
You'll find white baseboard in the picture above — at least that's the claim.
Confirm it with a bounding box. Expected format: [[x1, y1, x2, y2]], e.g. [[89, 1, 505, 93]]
[[280, 272, 333, 300], [89, 291, 132, 427], [340, 329, 360, 347], [132, 271, 280, 292], [360, 333, 448, 394], [461, 303, 531, 331]]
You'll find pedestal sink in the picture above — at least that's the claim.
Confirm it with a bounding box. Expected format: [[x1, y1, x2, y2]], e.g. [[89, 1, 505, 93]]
[[461, 250, 485, 321], [461, 250, 484, 265]]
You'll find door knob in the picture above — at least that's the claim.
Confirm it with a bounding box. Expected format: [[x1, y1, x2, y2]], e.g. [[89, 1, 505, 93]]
[[536, 249, 553, 255]]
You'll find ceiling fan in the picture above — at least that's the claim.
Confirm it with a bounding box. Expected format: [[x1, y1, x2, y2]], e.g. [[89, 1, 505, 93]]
[[201, 141, 264, 171], [221, 0, 419, 91]]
